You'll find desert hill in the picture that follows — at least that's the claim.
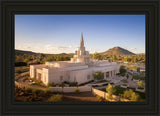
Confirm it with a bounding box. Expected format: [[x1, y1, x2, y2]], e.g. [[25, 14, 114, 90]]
[[101, 46, 135, 55]]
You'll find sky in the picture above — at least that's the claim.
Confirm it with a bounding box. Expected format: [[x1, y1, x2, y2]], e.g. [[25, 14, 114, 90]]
[[15, 15, 145, 54]]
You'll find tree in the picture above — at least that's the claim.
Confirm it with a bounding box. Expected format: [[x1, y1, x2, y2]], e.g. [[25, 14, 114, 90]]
[[106, 83, 116, 100], [119, 66, 126, 76], [131, 92, 140, 101], [92, 52, 102, 60], [93, 71, 104, 81], [126, 74, 129, 79], [137, 81, 144, 88], [119, 66, 126, 74], [123, 89, 133, 99], [137, 67, 140, 72]]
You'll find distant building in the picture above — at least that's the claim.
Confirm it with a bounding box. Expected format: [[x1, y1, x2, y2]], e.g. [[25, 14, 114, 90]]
[[30, 32, 120, 85]]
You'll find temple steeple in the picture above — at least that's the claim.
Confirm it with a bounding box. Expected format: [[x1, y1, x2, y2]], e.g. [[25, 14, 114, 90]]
[[70, 31, 90, 64], [80, 30, 84, 48]]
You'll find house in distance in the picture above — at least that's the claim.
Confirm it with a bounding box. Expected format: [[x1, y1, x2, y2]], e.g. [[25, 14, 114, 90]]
[[30, 32, 120, 85]]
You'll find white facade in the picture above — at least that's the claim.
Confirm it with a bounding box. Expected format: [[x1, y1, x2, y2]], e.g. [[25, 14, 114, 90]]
[[30, 32, 120, 85]]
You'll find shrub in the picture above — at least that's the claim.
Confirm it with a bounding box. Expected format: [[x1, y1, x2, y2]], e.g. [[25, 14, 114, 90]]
[[25, 87, 32, 94], [15, 73, 18, 77], [123, 89, 133, 99], [75, 87, 80, 94], [123, 89, 140, 101], [93, 71, 104, 81], [137, 67, 140, 72], [15, 62, 27, 66], [121, 79, 128, 83], [45, 88, 52, 95], [115, 86, 127, 95], [69, 82, 78, 87], [63, 81, 70, 84], [137, 81, 144, 88], [119, 66, 127, 75], [48, 94, 62, 102], [22, 66, 29, 70], [131, 92, 140, 101], [58, 82, 64, 87], [32, 89, 43, 95], [47, 82, 54, 87], [132, 75, 145, 81], [106, 83, 116, 99]]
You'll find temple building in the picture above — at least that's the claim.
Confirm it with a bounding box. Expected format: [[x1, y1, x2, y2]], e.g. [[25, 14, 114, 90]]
[[30, 32, 120, 85]]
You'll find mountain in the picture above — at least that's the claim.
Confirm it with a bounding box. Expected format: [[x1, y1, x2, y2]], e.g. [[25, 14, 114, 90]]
[[15, 49, 37, 55], [15, 49, 74, 55], [101, 46, 135, 55]]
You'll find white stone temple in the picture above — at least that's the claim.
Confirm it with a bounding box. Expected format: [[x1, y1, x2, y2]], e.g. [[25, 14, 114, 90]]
[[30, 32, 120, 85]]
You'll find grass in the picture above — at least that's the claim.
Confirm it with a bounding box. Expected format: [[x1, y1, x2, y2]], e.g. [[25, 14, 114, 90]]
[[48, 94, 62, 102], [121, 79, 128, 83], [132, 75, 145, 81], [15, 66, 29, 73]]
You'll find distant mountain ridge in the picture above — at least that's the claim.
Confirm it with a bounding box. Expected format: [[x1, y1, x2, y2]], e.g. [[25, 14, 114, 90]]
[[15, 46, 135, 55], [15, 49, 74, 55], [101, 46, 135, 55], [15, 49, 37, 55]]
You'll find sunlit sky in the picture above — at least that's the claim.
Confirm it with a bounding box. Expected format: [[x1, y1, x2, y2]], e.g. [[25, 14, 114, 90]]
[[15, 15, 145, 54]]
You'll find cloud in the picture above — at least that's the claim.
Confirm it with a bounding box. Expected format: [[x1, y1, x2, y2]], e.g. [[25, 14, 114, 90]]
[[37, 44, 79, 54], [127, 48, 145, 54]]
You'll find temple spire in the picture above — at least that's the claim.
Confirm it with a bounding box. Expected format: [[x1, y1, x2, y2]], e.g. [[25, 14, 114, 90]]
[[80, 30, 84, 47]]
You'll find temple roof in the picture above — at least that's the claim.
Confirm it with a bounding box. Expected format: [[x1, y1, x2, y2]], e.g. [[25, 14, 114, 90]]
[[80, 30, 84, 47]]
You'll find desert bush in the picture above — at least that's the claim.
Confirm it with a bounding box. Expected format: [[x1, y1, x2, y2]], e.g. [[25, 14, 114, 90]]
[[121, 79, 128, 83], [32, 89, 43, 95], [119, 66, 127, 76], [15, 62, 27, 66], [25, 87, 32, 94], [123, 89, 140, 101], [93, 71, 104, 81], [106, 83, 116, 99], [131, 92, 140, 101], [115, 86, 127, 95], [69, 82, 78, 87], [137, 81, 144, 88], [132, 75, 145, 81], [58, 82, 64, 87], [123, 89, 133, 99], [47, 82, 54, 87], [45, 88, 52, 95], [75, 87, 80, 94], [15, 73, 18, 77], [48, 94, 62, 102]]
